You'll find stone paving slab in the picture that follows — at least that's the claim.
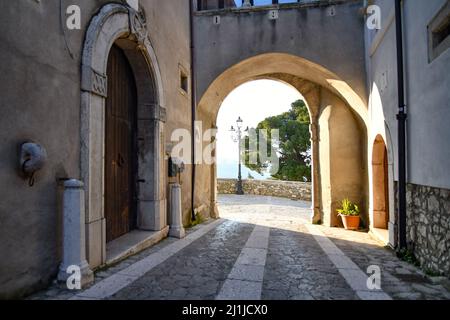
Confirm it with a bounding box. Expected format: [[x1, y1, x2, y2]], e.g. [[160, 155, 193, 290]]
[[217, 226, 270, 300], [216, 280, 262, 300], [262, 224, 359, 300], [317, 225, 450, 300], [110, 221, 255, 300], [27, 219, 220, 300], [235, 248, 268, 266], [305, 223, 391, 300], [28, 195, 450, 300], [228, 265, 266, 282]]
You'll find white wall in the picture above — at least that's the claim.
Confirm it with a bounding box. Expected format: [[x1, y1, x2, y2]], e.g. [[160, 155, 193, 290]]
[[366, 0, 450, 190]]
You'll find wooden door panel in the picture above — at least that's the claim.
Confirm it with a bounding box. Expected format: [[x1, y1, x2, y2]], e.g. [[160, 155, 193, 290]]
[[105, 45, 137, 243]]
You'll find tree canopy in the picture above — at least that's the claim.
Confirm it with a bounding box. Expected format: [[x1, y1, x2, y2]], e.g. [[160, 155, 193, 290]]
[[243, 100, 311, 182]]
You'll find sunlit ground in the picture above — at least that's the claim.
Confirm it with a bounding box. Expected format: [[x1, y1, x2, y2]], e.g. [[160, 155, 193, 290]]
[[217, 194, 384, 247]]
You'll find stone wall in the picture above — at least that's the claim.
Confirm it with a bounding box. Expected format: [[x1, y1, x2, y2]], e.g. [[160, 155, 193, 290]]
[[405, 183, 450, 277], [217, 179, 312, 202]]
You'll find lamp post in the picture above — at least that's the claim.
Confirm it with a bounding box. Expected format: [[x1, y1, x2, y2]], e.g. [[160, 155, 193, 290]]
[[242, 0, 252, 7], [230, 117, 248, 195]]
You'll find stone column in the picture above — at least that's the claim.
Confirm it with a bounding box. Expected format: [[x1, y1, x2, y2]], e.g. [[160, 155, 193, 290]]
[[169, 183, 185, 238], [310, 120, 322, 224], [303, 86, 322, 225], [138, 104, 167, 232], [58, 179, 94, 288], [211, 126, 220, 219]]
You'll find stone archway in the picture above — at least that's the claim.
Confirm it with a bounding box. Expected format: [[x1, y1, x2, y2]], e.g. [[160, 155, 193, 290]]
[[371, 135, 389, 230], [80, 3, 167, 269], [195, 53, 369, 227]]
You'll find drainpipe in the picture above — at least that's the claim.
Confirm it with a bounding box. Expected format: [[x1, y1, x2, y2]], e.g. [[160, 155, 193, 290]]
[[395, 0, 407, 250], [189, 0, 197, 222]]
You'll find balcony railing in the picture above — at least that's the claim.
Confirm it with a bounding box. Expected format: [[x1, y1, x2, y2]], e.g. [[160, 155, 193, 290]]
[[196, 0, 315, 12]]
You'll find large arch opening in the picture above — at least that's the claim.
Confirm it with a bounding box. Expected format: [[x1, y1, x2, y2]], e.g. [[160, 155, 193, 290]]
[[216, 79, 310, 181], [196, 53, 369, 228]]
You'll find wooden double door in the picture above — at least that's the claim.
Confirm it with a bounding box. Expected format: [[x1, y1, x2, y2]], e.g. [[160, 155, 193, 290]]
[[105, 45, 138, 243]]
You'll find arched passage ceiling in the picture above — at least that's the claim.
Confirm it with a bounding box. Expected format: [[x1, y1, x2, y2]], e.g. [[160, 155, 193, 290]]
[[197, 53, 368, 126]]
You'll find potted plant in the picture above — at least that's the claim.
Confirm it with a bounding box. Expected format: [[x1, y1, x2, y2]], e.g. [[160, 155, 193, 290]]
[[337, 199, 360, 230]]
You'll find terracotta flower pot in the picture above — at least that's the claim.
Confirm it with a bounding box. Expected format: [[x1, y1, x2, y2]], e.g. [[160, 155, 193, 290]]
[[340, 215, 360, 230]]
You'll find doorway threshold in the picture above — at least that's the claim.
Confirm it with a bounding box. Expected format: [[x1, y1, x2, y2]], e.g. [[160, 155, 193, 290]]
[[106, 227, 169, 267], [370, 227, 389, 246]]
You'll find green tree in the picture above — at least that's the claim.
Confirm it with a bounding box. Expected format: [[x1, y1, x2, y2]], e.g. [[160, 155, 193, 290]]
[[243, 100, 311, 182]]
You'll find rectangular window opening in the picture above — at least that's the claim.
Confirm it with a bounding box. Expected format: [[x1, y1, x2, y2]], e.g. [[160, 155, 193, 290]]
[[180, 71, 189, 94], [428, 2, 450, 62]]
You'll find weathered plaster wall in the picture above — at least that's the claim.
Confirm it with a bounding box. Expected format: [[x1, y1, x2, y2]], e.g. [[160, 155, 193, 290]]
[[0, 0, 105, 299], [403, 0, 450, 190], [194, 0, 367, 106], [217, 179, 312, 201], [319, 89, 368, 227], [141, 0, 192, 227], [0, 0, 191, 299], [366, 0, 450, 199], [366, 0, 450, 259]]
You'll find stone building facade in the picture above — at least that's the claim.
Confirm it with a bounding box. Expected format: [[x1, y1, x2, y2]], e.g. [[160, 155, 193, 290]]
[[193, 0, 450, 277], [0, 0, 192, 299], [0, 0, 449, 299], [365, 0, 450, 277]]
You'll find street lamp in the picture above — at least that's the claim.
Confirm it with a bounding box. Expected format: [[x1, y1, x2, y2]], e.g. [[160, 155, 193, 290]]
[[230, 117, 249, 195]]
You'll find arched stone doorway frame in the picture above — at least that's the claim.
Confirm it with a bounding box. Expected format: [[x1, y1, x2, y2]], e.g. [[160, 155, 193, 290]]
[[80, 3, 167, 269], [372, 135, 389, 229], [370, 127, 396, 246]]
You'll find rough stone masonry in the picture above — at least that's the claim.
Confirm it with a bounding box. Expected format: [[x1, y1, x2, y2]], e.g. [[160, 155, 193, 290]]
[[406, 183, 450, 277], [217, 179, 312, 202]]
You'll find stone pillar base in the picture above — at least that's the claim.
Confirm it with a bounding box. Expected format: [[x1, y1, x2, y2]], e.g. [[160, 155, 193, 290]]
[[57, 261, 94, 289], [169, 226, 186, 239], [211, 202, 220, 219], [169, 183, 186, 239], [58, 179, 94, 289], [311, 207, 322, 224]]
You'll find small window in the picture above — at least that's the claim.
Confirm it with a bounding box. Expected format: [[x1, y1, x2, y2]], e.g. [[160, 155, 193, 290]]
[[180, 73, 188, 93], [179, 64, 189, 95], [428, 2, 450, 62]]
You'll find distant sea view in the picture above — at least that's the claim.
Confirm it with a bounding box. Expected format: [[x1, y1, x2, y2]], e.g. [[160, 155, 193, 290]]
[[217, 161, 270, 180]]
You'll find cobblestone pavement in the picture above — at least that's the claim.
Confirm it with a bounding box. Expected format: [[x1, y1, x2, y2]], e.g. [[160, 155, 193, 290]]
[[29, 195, 450, 300]]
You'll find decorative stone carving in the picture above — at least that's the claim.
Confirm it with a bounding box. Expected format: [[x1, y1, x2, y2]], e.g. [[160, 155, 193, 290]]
[[147, 104, 167, 123], [128, 8, 148, 45], [81, 66, 107, 98]]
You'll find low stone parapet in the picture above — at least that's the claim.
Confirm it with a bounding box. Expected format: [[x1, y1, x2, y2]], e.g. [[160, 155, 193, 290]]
[[217, 179, 312, 202]]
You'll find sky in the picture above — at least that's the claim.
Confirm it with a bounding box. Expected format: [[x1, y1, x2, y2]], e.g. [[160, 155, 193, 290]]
[[216, 80, 303, 180]]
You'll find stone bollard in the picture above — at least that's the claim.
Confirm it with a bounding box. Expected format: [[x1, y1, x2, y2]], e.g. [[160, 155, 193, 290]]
[[169, 183, 185, 239], [57, 179, 94, 288]]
